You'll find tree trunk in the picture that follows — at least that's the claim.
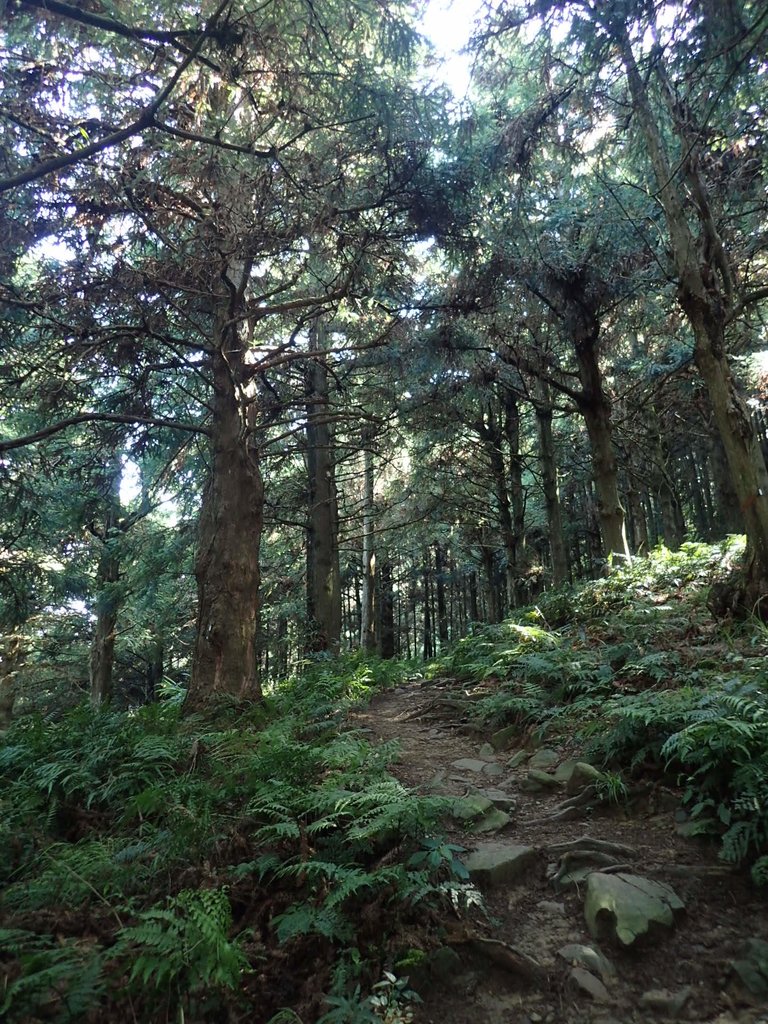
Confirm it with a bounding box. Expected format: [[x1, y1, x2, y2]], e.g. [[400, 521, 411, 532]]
[[0, 634, 22, 728], [478, 400, 518, 608], [360, 441, 376, 651], [478, 536, 502, 623], [626, 476, 649, 556], [504, 390, 527, 602], [573, 331, 631, 563], [188, 336, 263, 706], [435, 542, 449, 647], [650, 413, 684, 549], [422, 556, 434, 659], [305, 320, 342, 652], [377, 558, 395, 659], [535, 382, 569, 585], [707, 430, 744, 536], [469, 570, 479, 622], [615, 18, 768, 600], [89, 452, 123, 706]]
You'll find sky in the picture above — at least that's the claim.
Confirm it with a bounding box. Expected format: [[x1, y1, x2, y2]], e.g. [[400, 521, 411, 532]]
[[419, 0, 485, 99]]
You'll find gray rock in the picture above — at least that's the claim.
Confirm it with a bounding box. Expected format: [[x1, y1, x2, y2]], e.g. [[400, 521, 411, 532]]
[[585, 872, 685, 946], [568, 967, 611, 1002], [490, 725, 518, 751], [475, 787, 517, 812], [451, 794, 494, 821], [472, 807, 512, 833], [554, 758, 581, 783], [507, 749, 530, 768], [731, 938, 768, 998], [565, 762, 603, 796], [529, 748, 559, 770], [482, 761, 504, 777], [451, 758, 487, 773], [639, 986, 692, 1015], [558, 943, 616, 985], [520, 768, 563, 793], [478, 742, 497, 760], [465, 842, 538, 886]]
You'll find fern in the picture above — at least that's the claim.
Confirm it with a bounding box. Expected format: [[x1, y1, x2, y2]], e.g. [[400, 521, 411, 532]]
[[113, 887, 248, 993], [0, 933, 105, 1023]]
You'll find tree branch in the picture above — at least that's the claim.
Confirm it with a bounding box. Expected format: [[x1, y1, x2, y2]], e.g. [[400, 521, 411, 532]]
[[728, 285, 768, 323], [19, 0, 198, 43], [0, 0, 231, 195], [0, 413, 210, 453]]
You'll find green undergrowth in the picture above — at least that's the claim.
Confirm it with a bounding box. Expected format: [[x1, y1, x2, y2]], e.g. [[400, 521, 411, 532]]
[[434, 540, 768, 881], [0, 653, 454, 1023]]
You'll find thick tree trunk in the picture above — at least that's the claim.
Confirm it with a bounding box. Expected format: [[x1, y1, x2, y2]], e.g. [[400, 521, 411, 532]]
[[535, 382, 569, 586], [574, 337, 631, 563], [707, 422, 745, 536], [692, 324, 768, 561], [188, 341, 263, 706], [305, 320, 342, 652], [615, 19, 768, 600]]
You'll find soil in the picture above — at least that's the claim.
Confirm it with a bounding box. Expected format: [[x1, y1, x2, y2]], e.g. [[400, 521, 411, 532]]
[[351, 676, 768, 1024]]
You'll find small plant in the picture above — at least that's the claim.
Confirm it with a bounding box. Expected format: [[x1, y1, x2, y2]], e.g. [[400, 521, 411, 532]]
[[368, 972, 422, 1024], [407, 837, 469, 881], [594, 770, 629, 805]]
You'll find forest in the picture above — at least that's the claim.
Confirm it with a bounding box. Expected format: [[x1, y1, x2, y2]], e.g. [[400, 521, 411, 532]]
[[1, 0, 768, 1022]]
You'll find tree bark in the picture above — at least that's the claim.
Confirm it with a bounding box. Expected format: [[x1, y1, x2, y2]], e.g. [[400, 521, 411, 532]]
[[707, 426, 745, 536], [435, 542, 449, 647], [573, 328, 631, 563], [360, 441, 376, 651], [535, 381, 569, 585], [504, 390, 527, 602], [305, 320, 342, 652], [188, 328, 263, 706], [377, 558, 395, 659], [477, 400, 517, 609], [89, 452, 122, 706], [614, 17, 768, 600]]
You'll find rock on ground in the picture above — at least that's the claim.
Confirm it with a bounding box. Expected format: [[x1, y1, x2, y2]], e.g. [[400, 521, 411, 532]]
[[585, 872, 685, 946], [465, 842, 538, 886]]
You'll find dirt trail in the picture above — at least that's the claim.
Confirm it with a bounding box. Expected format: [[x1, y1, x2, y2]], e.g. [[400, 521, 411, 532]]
[[352, 677, 768, 1024]]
